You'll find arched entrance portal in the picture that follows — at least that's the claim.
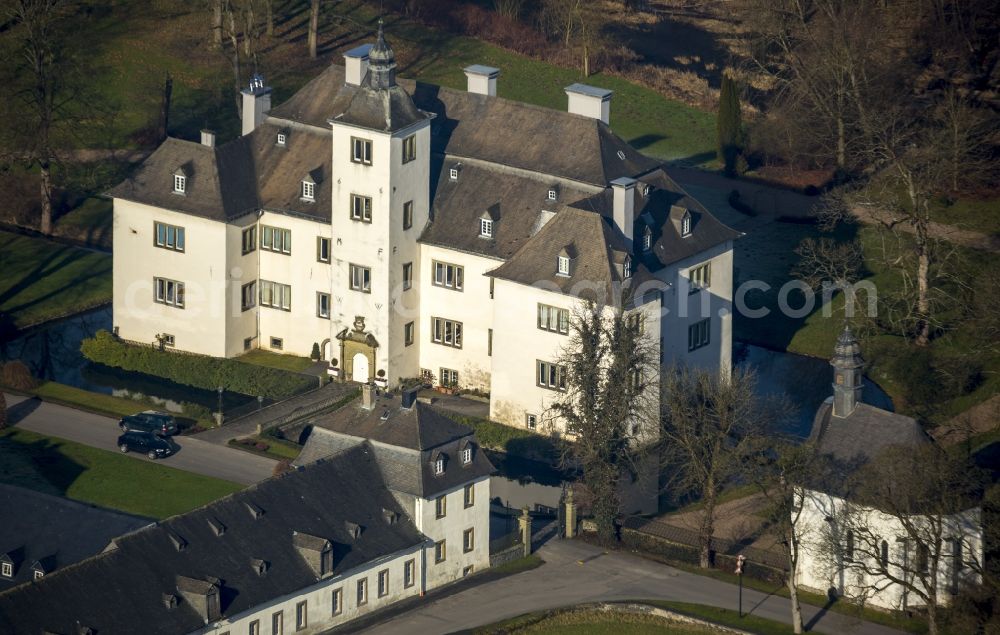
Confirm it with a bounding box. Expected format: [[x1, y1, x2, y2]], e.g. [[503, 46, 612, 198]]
[[351, 352, 369, 383], [320, 338, 332, 361]]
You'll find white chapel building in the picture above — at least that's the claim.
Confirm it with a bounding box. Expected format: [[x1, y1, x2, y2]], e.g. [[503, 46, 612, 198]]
[[109, 24, 739, 432]]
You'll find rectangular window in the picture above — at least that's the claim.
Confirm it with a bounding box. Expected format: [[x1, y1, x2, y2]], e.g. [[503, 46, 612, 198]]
[[404, 559, 415, 588], [317, 237, 331, 262], [688, 318, 711, 351], [276, 132, 286, 146], [153, 277, 185, 309], [431, 317, 463, 348], [260, 280, 291, 311], [154, 221, 185, 252], [173, 174, 186, 193], [270, 337, 283, 350], [487, 328, 493, 356], [526, 413, 537, 429], [435, 495, 446, 519], [317, 292, 330, 319], [403, 200, 413, 230], [244, 337, 253, 351], [432, 260, 464, 291], [489, 277, 494, 299], [351, 137, 373, 165], [480, 218, 493, 238], [241, 281, 256, 312], [301, 180, 315, 201], [464, 483, 475, 508], [161, 334, 175, 347], [331, 588, 343, 615], [350, 194, 373, 222], [440, 368, 458, 387], [463, 528, 475, 553], [689, 262, 711, 292], [402, 134, 416, 163], [241, 226, 256, 254], [349, 264, 371, 293], [271, 611, 283, 635], [626, 313, 645, 335], [537, 304, 569, 334], [1, 562, 12, 578], [295, 601, 307, 631], [536, 360, 567, 391], [377, 569, 389, 597], [356, 578, 368, 605], [434, 540, 446, 564], [261, 225, 291, 254], [402, 262, 412, 290], [557, 255, 570, 276], [404, 321, 414, 346], [249, 620, 259, 635]]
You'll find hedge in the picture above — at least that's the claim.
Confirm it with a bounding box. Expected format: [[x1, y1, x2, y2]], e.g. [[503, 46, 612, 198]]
[[449, 413, 559, 462], [81, 330, 316, 400]]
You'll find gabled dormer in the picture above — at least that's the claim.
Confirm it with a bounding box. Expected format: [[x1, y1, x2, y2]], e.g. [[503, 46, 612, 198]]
[[557, 244, 576, 277], [292, 531, 334, 578], [0, 552, 16, 580], [430, 450, 447, 476], [641, 225, 653, 252], [479, 206, 498, 239], [175, 575, 221, 623], [301, 173, 316, 202], [459, 439, 476, 466], [172, 167, 187, 195]]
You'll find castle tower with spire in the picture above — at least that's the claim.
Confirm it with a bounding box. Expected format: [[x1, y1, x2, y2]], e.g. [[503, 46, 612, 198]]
[[830, 324, 864, 417]]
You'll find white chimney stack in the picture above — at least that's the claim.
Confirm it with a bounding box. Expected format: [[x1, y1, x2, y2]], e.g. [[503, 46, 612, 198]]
[[463, 64, 500, 96], [200, 130, 216, 147], [565, 83, 612, 124], [344, 43, 373, 86], [241, 74, 271, 136], [611, 177, 637, 248]]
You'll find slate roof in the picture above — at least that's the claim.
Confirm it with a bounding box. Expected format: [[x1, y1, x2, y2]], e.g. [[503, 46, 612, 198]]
[[0, 485, 150, 591], [0, 445, 424, 635], [328, 82, 431, 132], [420, 160, 593, 260], [808, 398, 931, 466], [298, 392, 495, 498]]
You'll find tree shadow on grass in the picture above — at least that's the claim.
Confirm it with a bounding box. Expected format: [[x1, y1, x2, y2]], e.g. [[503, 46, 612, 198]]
[[0, 429, 86, 498]]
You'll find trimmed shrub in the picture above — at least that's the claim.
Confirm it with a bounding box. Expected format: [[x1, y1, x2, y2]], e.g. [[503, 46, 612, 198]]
[[717, 75, 744, 177], [310, 342, 320, 361], [1, 360, 38, 390], [80, 330, 314, 400]]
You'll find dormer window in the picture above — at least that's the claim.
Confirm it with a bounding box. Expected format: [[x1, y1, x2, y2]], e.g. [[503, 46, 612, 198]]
[[33, 569, 43, 580], [301, 179, 315, 201], [623, 256, 633, 279], [642, 227, 652, 252], [173, 173, 186, 194], [276, 132, 287, 146], [433, 457, 444, 475], [449, 167, 458, 181], [461, 446, 473, 465], [1, 562, 12, 579], [547, 189, 557, 201], [480, 218, 493, 238], [557, 255, 570, 276], [681, 213, 692, 237]]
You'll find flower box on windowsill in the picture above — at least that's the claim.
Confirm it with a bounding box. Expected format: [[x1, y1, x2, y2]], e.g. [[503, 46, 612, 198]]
[[373, 377, 388, 388]]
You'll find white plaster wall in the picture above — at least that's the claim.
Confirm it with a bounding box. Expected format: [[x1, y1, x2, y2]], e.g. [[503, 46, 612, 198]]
[[112, 200, 229, 357], [196, 544, 424, 635], [224, 216, 260, 357], [255, 211, 334, 358], [417, 245, 500, 392], [414, 477, 491, 588], [796, 488, 983, 610]]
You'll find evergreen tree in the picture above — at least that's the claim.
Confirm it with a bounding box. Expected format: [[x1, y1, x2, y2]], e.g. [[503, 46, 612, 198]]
[[717, 75, 743, 176]]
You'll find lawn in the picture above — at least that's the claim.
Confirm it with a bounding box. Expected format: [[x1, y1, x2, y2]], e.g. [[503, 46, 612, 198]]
[[236, 349, 315, 373], [0, 428, 243, 519], [0, 230, 112, 332], [475, 602, 801, 635]]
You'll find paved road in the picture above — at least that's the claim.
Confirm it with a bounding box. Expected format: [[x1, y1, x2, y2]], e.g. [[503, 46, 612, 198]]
[[3, 393, 275, 485], [366, 539, 903, 635]]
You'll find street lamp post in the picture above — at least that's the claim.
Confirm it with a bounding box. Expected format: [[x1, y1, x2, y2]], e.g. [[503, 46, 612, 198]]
[[217, 386, 224, 425], [736, 554, 746, 618]]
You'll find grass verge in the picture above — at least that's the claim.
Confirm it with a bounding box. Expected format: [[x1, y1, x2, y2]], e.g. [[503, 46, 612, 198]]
[[228, 436, 301, 461], [488, 554, 544, 577], [236, 349, 316, 373], [0, 230, 112, 331], [0, 428, 242, 519]]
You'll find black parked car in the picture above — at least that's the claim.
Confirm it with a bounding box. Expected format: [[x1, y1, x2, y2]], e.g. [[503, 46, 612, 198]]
[[117, 431, 176, 459], [119, 411, 178, 436]]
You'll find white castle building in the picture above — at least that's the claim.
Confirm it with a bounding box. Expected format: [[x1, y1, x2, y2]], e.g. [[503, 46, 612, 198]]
[[109, 24, 739, 432]]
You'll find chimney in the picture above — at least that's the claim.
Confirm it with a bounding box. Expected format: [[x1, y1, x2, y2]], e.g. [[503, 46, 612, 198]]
[[241, 74, 272, 136], [361, 382, 375, 410], [344, 43, 373, 86], [401, 387, 418, 409], [565, 83, 612, 124], [463, 65, 500, 96], [200, 130, 216, 147], [611, 177, 637, 248]]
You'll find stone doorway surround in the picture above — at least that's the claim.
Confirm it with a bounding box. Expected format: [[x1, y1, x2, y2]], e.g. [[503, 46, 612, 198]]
[[337, 316, 378, 383]]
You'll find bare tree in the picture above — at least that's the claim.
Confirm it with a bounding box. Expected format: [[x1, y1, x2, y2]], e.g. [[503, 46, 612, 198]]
[[828, 445, 985, 635], [792, 236, 863, 291], [308, 0, 320, 60], [550, 301, 656, 545], [211, 0, 223, 49], [659, 366, 773, 568], [264, 0, 274, 37], [493, 0, 524, 20]]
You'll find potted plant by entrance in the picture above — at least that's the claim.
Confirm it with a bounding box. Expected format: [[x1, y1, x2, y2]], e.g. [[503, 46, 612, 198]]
[[374, 369, 388, 388], [327, 358, 340, 378]]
